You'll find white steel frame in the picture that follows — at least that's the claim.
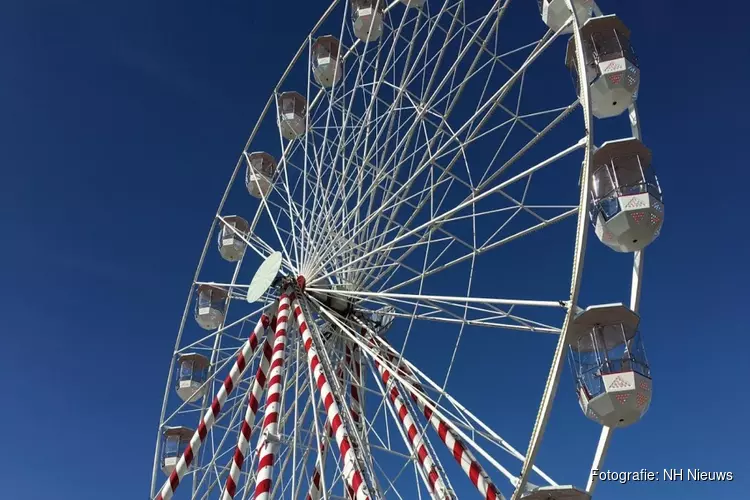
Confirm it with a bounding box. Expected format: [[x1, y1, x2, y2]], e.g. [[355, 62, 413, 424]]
[[149, 0, 650, 498]]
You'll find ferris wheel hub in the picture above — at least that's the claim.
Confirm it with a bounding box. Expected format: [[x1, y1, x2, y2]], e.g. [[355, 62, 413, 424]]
[[296, 275, 307, 291]]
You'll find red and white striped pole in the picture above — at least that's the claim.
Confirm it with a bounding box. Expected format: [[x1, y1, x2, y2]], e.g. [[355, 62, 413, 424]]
[[291, 295, 372, 500], [343, 341, 363, 500], [155, 310, 274, 500], [307, 359, 356, 500], [221, 315, 277, 499], [345, 342, 364, 435], [306, 362, 343, 500], [373, 358, 451, 499], [373, 340, 502, 500], [253, 292, 293, 500]]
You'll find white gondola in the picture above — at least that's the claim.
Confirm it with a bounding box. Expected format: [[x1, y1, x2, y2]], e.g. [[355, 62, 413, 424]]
[[538, 0, 595, 34], [589, 138, 664, 253], [161, 426, 194, 474], [521, 485, 590, 500], [351, 0, 384, 42], [567, 304, 652, 428], [194, 284, 227, 330], [175, 353, 210, 403], [245, 152, 277, 198], [399, 0, 426, 8], [278, 91, 308, 140], [312, 36, 344, 88], [566, 15, 639, 119], [217, 215, 249, 262]]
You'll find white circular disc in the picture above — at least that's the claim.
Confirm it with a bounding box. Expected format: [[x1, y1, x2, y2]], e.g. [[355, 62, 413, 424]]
[[246, 251, 282, 303]]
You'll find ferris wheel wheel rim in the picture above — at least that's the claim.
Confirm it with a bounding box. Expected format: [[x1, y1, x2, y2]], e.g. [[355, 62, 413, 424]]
[[146, 2, 645, 498]]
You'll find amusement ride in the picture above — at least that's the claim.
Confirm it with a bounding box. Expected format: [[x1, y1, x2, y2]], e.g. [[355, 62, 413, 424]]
[[150, 0, 665, 498]]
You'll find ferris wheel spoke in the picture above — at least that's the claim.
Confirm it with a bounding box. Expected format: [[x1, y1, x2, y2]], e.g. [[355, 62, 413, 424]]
[[373, 330, 557, 486], [338, 313, 560, 487], [476, 102, 580, 197], [314, 106, 576, 290], [310, 3, 564, 286], [365, 356, 444, 499], [310, 135, 583, 288], [307, 27, 406, 257], [356, 185, 461, 287], [304, 173, 447, 280], [307, 94, 415, 267], [345, 292, 564, 334], [364, 25, 506, 211], [306, 112, 440, 278], [372, 206, 577, 296], [329, 313, 523, 491], [373, 19, 570, 229], [323, 133, 458, 260], [308, 2, 506, 266], [241, 151, 299, 273], [373, 354, 454, 498], [310, 287, 565, 313], [371, 77, 568, 265], [305, 171, 457, 282]]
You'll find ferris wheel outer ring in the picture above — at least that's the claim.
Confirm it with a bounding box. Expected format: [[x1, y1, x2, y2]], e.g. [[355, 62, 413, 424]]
[[514, 0, 598, 497], [148, 0, 647, 496]]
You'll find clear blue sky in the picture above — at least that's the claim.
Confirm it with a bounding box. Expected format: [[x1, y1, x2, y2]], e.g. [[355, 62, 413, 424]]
[[1, 0, 747, 498]]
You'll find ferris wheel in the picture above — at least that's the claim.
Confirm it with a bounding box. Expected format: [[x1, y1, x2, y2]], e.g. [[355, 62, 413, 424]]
[[150, 0, 664, 499]]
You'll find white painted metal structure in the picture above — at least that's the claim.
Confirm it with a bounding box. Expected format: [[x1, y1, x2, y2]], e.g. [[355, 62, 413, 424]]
[[150, 0, 663, 498]]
